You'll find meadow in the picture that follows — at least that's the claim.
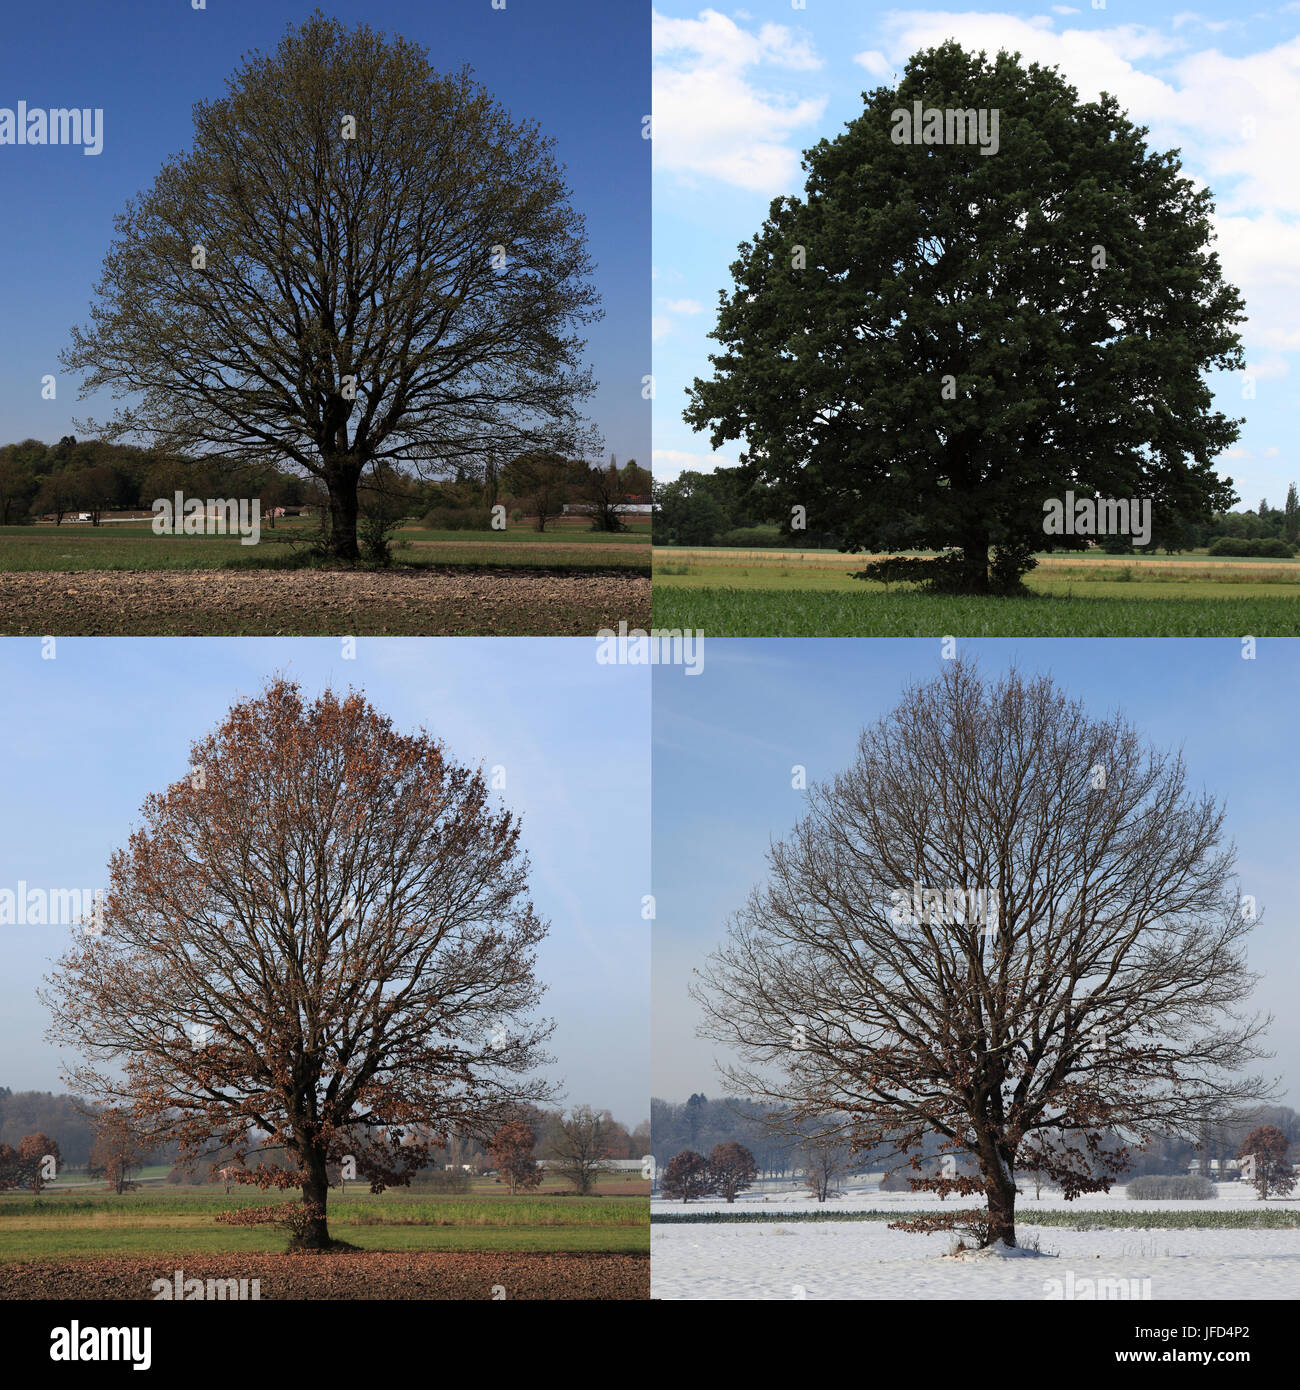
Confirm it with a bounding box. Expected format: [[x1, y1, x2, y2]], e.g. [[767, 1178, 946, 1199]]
[[0, 1174, 650, 1263], [0, 516, 650, 574], [652, 547, 1300, 636]]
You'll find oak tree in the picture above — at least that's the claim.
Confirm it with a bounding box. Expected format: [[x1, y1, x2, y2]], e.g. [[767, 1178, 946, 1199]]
[[685, 42, 1244, 593], [63, 12, 601, 561], [695, 663, 1273, 1248], [44, 677, 553, 1249]]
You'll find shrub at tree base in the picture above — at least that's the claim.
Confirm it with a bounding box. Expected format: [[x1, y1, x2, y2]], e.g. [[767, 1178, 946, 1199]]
[[215, 1201, 339, 1249]]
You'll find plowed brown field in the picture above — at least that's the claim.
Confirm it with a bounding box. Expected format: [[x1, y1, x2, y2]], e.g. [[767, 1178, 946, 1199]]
[[0, 1250, 648, 1300], [0, 568, 650, 636]]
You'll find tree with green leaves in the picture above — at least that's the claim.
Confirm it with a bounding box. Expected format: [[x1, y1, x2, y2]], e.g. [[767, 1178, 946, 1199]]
[[63, 11, 601, 561], [685, 41, 1244, 594], [1284, 483, 1299, 545]]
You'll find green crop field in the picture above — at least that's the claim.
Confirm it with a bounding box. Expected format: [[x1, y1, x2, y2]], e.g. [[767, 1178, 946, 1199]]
[[0, 1183, 650, 1262], [653, 547, 1300, 636], [0, 517, 651, 574]]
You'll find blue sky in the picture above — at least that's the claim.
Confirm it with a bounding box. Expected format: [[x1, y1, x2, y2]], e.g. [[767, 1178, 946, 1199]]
[[0, 638, 649, 1128], [653, 2, 1300, 508], [653, 638, 1299, 1108], [0, 0, 648, 467]]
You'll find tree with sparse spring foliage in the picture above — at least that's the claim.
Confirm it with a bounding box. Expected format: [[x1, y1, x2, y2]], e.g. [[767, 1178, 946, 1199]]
[[43, 677, 554, 1250], [694, 663, 1273, 1249], [685, 41, 1244, 595], [62, 11, 601, 562], [1236, 1125, 1295, 1201]]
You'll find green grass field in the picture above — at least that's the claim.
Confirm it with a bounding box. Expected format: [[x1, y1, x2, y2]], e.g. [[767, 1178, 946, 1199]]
[[653, 548, 1300, 635], [0, 517, 650, 574], [0, 1181, 650, 1262]]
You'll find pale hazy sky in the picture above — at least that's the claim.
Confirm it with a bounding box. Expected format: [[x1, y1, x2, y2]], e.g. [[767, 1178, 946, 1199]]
[[0, 637, 649, 1127], [653, 638, 1298, 1110]]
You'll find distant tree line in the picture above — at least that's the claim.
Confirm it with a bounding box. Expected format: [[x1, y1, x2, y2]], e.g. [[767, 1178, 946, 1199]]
[[653, 471, 1300, 557], [0, 437, 650, 538], [651, 1092, 1299, 1192], [0, 1086, 648, 1194]]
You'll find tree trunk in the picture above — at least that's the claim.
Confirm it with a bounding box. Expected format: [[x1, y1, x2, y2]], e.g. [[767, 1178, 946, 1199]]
[[983, 1150, 1017, 1248], [324, 464, 361, 562], [959, 522, 990, 594], [296, 1147, 332, 1250]]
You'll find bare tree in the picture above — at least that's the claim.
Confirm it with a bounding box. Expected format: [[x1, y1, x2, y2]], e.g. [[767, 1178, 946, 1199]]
[[43, 677, 554, 1249], [62, 13, 601, 561], [800, 1132, 851, 1203], [694, 663, 1274, 1248], [547, 1106, 615, 1195]]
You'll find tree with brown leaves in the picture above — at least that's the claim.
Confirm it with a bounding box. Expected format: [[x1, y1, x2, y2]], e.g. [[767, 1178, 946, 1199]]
[[707, 1141, 756, 1203], [1236, 1125, 1295, 1201], [44, 677, 554, 1249], [87, 1109, 148, 1194], [694, 663, 1274, 1249], [489, 1121, 543, 1196], [661, 1149, 715, 1204]]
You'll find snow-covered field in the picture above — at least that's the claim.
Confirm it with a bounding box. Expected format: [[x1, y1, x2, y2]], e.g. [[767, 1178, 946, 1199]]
[[651, 1183, 1300, 1300]]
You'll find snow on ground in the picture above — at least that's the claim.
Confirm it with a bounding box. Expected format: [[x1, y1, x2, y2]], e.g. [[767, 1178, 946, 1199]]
[[652, 1178, 1272, 1218], [652, 1182, 1300, 1300]]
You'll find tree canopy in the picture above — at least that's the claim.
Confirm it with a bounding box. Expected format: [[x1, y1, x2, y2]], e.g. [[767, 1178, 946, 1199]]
[[63, 11, 601, 560], [685, 42, 1245, 593]]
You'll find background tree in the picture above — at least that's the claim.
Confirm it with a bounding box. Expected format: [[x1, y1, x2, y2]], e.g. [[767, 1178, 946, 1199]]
[[661, 1149, 715, 1204], [1236, 1125, 1295, 1201], [695, 663, 1272, 1249], [504, 451, 571, 532], [87, 1108, 148, 1194], [575, 457, 631, 533], [43, 677, 553, 1250], [62, 12, 601, 561], [489, 1121, 543, 1195], [546, 1105, 615, 1195], [801, 1136, 850, 1203], [1284, 483, 1299, 546], [707, 1141, 756, 1203], [15, 1133, 61, 1194], [685, 41, 1244, 594]]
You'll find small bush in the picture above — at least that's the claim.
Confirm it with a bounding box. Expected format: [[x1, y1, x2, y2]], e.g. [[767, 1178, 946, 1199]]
[[411, 1167, 472, 1194], [1207, 536, 1295, 558], [1125, 1174, 1216, 1200]]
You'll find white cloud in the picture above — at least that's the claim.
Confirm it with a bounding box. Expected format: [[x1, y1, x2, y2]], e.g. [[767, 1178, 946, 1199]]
[[865, 13, 1300, 369], [1172, 11, 1235, 30], [853, 49, 893, 76], [653, 8, 828, 192], [652, 447, 741, 481], [1051, 5, 1081, 14], [661, 298, 704, 315]]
